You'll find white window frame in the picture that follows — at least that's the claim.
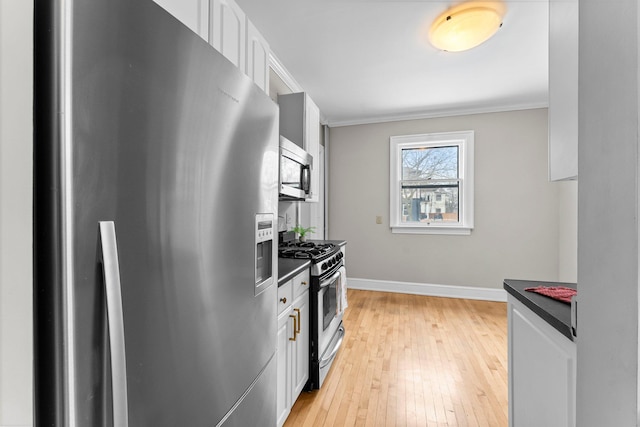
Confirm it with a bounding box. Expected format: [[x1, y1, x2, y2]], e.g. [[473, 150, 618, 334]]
[[389, 130, 474, 235]]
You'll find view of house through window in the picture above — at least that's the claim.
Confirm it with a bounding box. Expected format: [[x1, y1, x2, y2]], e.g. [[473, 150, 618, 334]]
[[401, 145, 459, 223], [390, 130, 473, 235]]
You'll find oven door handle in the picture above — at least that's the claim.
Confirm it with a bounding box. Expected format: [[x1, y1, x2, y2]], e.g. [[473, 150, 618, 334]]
[[319, 325, 345, 368], [319, 270, 341, 289]]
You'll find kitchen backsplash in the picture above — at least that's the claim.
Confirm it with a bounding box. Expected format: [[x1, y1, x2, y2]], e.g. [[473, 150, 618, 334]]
[[278, 201, 298, 232]]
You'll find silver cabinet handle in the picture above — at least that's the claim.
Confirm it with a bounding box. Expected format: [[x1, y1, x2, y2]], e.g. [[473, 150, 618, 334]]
[[98, 221, 129, 427]]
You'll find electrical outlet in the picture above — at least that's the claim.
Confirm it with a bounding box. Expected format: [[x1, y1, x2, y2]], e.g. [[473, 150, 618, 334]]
[[376, 216, 382, 224], [286, 213, 292, 225]]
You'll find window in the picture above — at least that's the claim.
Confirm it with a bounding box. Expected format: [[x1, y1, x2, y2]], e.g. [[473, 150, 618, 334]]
[[390, 131, 474, 235]]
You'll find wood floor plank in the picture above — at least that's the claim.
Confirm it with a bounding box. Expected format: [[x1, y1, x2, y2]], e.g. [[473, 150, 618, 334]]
[[284, 289, 507, 427]]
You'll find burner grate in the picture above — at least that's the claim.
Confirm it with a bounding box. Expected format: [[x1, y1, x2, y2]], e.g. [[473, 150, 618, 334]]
[[278, 241, 337, 261]]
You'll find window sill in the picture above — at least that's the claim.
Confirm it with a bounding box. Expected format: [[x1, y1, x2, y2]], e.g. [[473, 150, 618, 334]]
[[391, 225, 472, 236]]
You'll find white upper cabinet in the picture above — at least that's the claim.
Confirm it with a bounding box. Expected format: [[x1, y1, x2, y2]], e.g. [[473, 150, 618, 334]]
[[278, 92, 321, 203], [305, 97, 320, 203], [246, 20, 270, 93], [209, 0, 246, 71], [548, 0, 578, 181], [152, 0, 209, 41], [154, 0, 270, 94]]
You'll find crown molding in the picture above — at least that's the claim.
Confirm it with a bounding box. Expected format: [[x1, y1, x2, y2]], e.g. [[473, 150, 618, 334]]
[[268, 52, 303, 93], [327, 101, 549, 128], [269, 52, 329, 124]]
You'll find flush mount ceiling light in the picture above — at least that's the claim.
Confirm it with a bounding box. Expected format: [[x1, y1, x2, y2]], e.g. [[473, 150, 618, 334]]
[[429, 1, 507, 52]]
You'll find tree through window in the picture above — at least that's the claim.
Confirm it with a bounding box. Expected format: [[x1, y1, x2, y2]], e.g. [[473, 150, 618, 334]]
[[390, 131, 474, 235], [401, 145, 459, 223]]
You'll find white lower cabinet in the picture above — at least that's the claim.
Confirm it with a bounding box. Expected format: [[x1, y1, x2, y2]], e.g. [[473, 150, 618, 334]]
[[276, 270, 310, 427], [508, 296, 576, 427]]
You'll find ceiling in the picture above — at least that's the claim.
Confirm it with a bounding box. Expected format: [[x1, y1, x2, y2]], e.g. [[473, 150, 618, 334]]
[[235, 0, 549, 127]]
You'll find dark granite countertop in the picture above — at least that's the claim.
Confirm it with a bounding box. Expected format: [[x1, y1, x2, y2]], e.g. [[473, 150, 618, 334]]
[[503, 279, 576, 341], [278, 258, 311, 286]]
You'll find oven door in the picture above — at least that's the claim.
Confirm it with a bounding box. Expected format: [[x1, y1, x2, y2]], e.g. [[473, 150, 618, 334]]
[[317, 268, 343, 357]]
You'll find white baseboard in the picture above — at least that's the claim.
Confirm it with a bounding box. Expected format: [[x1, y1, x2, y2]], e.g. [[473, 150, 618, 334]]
[[347, 277, 508, 302]]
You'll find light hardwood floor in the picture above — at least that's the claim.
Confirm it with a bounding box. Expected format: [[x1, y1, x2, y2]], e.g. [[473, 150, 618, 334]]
[[284, 289, 508, 427]]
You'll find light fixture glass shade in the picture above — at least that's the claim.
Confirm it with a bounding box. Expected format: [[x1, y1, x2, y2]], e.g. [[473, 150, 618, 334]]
[[429, 2, 506, 52]]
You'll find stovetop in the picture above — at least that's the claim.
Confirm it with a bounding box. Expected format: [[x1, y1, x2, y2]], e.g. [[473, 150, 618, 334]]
[[278, 241, 337, 261]]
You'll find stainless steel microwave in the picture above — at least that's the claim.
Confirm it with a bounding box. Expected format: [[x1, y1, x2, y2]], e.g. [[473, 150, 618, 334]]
[[279, 136, 313, 201]]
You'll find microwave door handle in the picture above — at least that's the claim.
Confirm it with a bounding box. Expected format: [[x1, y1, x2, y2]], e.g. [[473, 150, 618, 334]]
[[302, 165, 311, 195]]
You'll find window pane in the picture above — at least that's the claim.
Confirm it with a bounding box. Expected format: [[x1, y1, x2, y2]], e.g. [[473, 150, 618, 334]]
[[401, 146, 458, 180], [400, 183, 459, 223]]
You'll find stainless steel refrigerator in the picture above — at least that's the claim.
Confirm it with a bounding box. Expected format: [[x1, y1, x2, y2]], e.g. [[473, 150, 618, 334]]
[[33, 0, 279, 425]]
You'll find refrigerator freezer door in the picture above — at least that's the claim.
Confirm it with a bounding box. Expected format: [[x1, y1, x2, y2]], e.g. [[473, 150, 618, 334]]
[[34, 0, 279, 425]]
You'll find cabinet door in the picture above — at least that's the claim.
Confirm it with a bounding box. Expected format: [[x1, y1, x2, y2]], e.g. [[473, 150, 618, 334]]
[[292, 269, 310, 301], [304, 95, 320, 202], [153, 0, 208, 41], [209, 0, 246, 70], [246, 19, 270, 93], [548, 0, 578, 181], [508, 297, 576, 427], [278, 92, 322, 203], [292, 290, 310, 399], [277, 308, 293, 427]]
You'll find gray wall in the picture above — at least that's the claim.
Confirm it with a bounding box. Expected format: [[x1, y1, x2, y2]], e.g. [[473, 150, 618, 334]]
[[557, 181, 577, 283], [0, 0, 33, 425], [328, 108, 563, 289], [577, 0, 639, 424]]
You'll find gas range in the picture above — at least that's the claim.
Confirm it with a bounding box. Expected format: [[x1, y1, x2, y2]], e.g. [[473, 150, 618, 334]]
[[278, 241, 337, 260], [278, 240, 343, 277], [278, 234, 348, 391]]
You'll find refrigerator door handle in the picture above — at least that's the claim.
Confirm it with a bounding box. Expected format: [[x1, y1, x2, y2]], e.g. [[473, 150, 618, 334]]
[[98, 221, 129, 427]]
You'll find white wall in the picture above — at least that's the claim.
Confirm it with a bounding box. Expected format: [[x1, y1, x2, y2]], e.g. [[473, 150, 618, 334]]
[[577, 0, 639, 424], [558, 180, 578, 283], [0, 0, 33, 426], [328, 108, 561, 290]]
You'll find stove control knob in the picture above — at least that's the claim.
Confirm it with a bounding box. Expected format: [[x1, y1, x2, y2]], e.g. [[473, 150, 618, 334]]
[[322, 262, 328, 270]]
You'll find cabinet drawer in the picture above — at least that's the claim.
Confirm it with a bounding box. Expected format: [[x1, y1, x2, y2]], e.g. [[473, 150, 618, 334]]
[[278, 280, 293, 315], [292, 270, 310, 300]]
